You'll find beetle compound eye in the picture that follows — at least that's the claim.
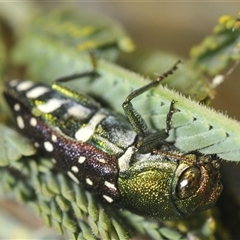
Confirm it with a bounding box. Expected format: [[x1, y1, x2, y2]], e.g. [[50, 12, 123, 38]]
[[176, 167, 201, 199]]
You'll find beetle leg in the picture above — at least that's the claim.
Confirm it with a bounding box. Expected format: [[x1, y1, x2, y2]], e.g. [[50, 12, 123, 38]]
[[122, 61, 181, 152], [51, 53, 99, 105]]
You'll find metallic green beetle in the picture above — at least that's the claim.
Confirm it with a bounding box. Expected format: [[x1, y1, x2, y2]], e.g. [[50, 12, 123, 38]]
[[3, 61, 222, 220]]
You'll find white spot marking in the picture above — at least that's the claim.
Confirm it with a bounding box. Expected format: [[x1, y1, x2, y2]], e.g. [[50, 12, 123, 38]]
[[86, 178, 93, 186], [26, 86, 50, 98], [97, 158, 106, 163], [14, 103, 20, 111], [34, 142, 40, 148], [16, 81, 34, 91], [103, 195, 114, 203], [180, 179, 188, 188], [67, 171, 79, 184], [44, 141, 54, 152], [30, 117, 37, 127], [78, 156, 86, 164], [104, 181, 117, 190], [118, 146, 136, 172], [16, 116, 24, 129], [71, 166, 79, 173], [67, 104, 92, 118], [37, 98, 70, 113], [75, 111, 106, 141], [51, 134, 57, 142]]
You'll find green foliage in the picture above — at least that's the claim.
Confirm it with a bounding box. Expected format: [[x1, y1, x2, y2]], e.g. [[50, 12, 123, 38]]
[[118, 49, 215, 103], [190, 14, 240, 76], [0, 7, 240, 240], [20, 8, 134, 62], [11, 39, 240, 160], [0, 124, 35, 166]]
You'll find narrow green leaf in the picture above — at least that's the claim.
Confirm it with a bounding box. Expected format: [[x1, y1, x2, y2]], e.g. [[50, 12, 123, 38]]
[[74, 184, 88, 213], [71, 202, 84, 219], [62, 212, 77, 232], [78, 221, 96, 240], [98, 209, 111, 232], [87, 217, 99, 237], [45, 173, 62, 195], [51, 220, 64, 235], [159, 227, 184, 240], [55, 195, 71, 212], [50, 201, 63, 223], [86, 192, 99, 222], [42, 213, 52, 227], [111, 218, 129, 240], [190, 14, 240, 76], [0, 124, 35, 166], [38, 195, 52, 215]]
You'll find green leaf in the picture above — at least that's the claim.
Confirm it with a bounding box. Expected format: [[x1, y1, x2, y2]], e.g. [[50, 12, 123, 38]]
[[17, 8, 134, 62], [159, 227, 184, 240], [9, 9, 240, 161], [190, 14, 240, 76], [0, 124, 35, 166], [118, 49, 215, 102], [10, 35, 240, 161]]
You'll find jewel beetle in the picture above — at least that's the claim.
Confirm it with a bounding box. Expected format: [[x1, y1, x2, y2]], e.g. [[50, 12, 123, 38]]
[[3, 61, 222, 220]]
